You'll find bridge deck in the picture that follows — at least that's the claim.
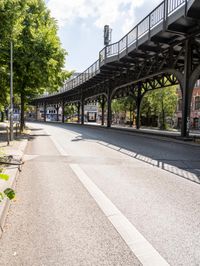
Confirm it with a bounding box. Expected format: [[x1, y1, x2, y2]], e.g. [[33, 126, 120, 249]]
[[32, 0, 200, 137], [34, 0, 200, 103]]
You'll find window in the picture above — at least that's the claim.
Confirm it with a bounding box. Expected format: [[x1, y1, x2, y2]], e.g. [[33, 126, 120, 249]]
[[195, 96, 200, 110]]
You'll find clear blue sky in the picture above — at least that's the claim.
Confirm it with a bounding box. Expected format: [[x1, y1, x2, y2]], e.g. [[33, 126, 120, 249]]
[[45, 0, 161, 73]]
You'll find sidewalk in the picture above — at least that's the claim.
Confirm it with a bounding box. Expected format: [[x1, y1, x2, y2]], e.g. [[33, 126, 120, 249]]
[[111, 125, 200, 143], [114, 125, 200, 137], [0, 130, 28, 236]]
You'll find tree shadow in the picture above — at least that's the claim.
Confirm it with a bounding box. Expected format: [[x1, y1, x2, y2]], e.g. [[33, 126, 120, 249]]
[[28, 128, 43, 131]]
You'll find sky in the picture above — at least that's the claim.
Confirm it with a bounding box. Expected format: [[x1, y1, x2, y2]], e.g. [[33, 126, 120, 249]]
[[45, 0, 162, 73]]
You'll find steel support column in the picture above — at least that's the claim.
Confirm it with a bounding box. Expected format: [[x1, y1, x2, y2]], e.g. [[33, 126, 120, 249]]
[[107, 88, 112, 128], [44, 102, 47, 122], [181, 39, 192, 137], [35, 105, 38, 121], [101, 96, 105, 126], [56, 105, 59, 121], [77, 102, 80, 123], [81, 98, 84, 125], [136, 84, 142, 130], [62, 101, 65, 123]]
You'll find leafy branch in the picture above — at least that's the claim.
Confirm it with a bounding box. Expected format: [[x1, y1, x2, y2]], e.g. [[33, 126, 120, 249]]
[[0, 173, 15, 202]]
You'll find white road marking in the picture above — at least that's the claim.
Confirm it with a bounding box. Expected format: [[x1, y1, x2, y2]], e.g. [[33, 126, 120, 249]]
[[70, 163, 170, 266], [49, 134, 69, 156]]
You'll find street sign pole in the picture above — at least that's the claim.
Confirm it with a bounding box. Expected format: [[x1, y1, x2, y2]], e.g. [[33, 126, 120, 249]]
[[10, 41, 14, 141]]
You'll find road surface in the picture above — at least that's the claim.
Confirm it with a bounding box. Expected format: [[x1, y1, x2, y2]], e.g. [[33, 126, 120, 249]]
[[0, 122, 200, 265]]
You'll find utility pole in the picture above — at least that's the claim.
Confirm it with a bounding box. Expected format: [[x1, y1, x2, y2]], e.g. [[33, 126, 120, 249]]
[[10, 41, 14, 141]]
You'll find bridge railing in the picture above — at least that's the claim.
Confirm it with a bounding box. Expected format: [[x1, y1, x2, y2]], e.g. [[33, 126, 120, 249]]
[[138, 16, 149, 38], [119, 36, 127, 53], [168, 0, 185, 15], [59, 59, 100, 93], [100, 0, 187, 61], [106, 42, 118, 58], [35, 0, 189, 100], [127, 28, 137, 46], [150, 1, 164, 28]]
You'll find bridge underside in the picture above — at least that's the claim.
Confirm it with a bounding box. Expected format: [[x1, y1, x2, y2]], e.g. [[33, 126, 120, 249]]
[[32, 0, 200, 137]]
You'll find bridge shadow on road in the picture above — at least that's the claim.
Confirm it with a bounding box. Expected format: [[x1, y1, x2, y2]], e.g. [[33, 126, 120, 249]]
[[63, 124, 200, 185]]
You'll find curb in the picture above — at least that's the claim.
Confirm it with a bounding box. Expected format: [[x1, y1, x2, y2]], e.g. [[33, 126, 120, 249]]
[[0, 139, 28, 238]]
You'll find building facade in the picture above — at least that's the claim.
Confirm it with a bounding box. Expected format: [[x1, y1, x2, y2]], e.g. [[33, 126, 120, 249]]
[[176, 80, 200, 130]]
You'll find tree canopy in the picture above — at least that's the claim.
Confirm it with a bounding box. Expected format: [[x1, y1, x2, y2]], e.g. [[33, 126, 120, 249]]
[[141, 86, 178, 129], [110, 86, 178, 129], [0, 0, 71, 129]]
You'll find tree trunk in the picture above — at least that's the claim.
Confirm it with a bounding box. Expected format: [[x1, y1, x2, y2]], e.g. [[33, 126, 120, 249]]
[[77, 102, 80, 123], [161, 99, 165, 130], [129, 107, 132, 127], [101, 97, 105, 126], [20, 91, 25, 132], [146, 112, 149, 126], [1, 111, 4, 122], [162, 109, 165, 129]]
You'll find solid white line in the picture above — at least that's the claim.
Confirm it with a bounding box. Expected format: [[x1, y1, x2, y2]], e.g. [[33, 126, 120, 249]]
[[28, 123, 69, 156], [49, 134, 69, 156], [70, 163, 170, 266]]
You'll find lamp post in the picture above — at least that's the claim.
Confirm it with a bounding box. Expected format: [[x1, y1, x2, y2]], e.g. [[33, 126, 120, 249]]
[[10, 41, 14, 141]]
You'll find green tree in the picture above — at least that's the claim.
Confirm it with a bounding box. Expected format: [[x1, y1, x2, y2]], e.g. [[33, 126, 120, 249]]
[[65, 104, 76, 118], [0, 0, 70, 130], [13, 0, 70, 130], [0, 0, 25, 119], [112, 96, 136, 126], [123, 96, 136, 126], [141, 86, 178, 129], [0, 77, 9, 122], [112, 99, 124, 115]]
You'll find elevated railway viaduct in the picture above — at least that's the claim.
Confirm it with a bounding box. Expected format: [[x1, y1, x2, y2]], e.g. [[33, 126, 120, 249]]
[[32, 0, 200, 137]]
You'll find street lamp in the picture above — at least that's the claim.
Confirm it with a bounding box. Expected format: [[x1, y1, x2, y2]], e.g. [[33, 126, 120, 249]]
[[10, 41, 14, 141]]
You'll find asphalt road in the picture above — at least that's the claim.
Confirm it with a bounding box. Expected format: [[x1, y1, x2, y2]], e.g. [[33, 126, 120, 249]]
[[0, 122, 200, 265]]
